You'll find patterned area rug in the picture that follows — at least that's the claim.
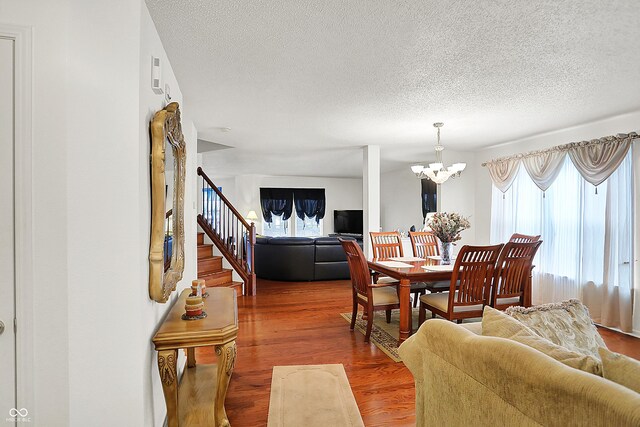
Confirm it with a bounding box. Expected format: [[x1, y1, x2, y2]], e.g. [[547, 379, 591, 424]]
[[340, 309, 424, 362]]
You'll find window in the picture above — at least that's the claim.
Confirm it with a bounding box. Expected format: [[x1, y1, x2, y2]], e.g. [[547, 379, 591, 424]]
[[490, 153, 633, 326], [261, 213, 291, 237], [260, 187, 326, 237], [295, 214, 323, 237]]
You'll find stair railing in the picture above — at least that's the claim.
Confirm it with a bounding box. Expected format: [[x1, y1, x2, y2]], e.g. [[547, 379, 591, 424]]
[[197, 167, 256, 296]]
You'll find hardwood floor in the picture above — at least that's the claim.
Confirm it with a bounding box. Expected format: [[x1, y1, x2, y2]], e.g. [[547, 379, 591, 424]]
[[196, 279, 640, 427], [197, 279, 415, 426]]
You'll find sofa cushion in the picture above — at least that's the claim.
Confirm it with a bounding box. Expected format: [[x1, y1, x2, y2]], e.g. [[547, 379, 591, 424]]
[[314, 262, 351, 281], [314, 236, 354, 245], [483, 306, 602, 375], [267, 237, 315, 245], [599, 347, 640, 393], [505, 299, 606, 359]]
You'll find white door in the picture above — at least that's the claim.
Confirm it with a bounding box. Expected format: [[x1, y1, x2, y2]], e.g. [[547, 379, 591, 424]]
[[0, 36, 16, 414]]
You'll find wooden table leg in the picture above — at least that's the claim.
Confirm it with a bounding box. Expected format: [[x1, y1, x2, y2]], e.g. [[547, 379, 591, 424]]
[[187, 347, 196, 368], [158, 349, 178, 427], [523, 271, 533, 307], [215, 341, 237, 427], [399, 278, 411, 344]]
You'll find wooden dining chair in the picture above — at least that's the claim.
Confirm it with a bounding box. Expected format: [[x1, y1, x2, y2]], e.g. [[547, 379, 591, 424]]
[[408, 231, 450, 298], [418, 244, 503, 325], [339, 238, 400, 343], [371, 231, 428, 307], [409, 231, 439, 258], [370, 231, 404, 258], [491, 241, 542, 310], [509, 233, 541, 243], [508, 233, 541, 306]]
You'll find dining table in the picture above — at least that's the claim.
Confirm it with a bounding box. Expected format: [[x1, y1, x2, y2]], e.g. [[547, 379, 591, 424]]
[[367, 256, 455, 345], [368, 255, 535, 344]]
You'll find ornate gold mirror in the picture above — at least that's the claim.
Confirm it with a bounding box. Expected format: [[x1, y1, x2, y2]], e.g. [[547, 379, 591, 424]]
[[149, 102, 186, 303]]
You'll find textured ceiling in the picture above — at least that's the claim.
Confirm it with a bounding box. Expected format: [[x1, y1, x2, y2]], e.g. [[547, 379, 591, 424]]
[[146, 0, 640, 177]]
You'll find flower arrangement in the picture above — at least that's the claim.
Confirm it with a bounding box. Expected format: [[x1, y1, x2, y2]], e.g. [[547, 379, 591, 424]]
[[427, 212, 471, 243]]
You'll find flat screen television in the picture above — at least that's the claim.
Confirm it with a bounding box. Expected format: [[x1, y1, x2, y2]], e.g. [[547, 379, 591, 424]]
[[334, 210, 363, 234]]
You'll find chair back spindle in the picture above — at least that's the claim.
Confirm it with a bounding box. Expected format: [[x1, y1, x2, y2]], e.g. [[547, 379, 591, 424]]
[[370, 232, 404, 258], [509, 233, 541, 243], [449, 244, 504, 312], [492, 241, 542, 309], [409, 231, 439, 258], [340, 238, 373, 299]]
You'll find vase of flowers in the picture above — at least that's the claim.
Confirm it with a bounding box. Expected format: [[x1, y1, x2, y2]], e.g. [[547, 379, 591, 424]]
[[427, 212, 471, 265]]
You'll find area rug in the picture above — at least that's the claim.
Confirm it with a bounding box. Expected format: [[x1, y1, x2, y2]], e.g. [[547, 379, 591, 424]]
[[340, 309, 423, 362], [267, 364, 364, 427]]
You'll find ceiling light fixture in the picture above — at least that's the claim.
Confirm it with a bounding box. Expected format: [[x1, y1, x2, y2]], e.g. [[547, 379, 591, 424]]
[[411, 122, 466, 184]]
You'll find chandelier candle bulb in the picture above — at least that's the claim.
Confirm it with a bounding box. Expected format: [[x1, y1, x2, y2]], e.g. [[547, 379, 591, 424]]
[[411, 122, 466, 184]]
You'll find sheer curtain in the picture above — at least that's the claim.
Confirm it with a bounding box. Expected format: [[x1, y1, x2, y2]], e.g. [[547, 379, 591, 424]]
[[491, 152, 634, 331]]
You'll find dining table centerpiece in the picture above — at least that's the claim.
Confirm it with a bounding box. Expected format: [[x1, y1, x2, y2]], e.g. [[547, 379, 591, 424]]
[[427, 212, 471, 264]]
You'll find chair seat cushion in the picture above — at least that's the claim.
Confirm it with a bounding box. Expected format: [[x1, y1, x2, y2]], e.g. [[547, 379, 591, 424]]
[[358, 287, 399, 306], [376, 276, 399, 285], [424, 281, 450, 292], [496, 296, 521, 306], [420, 292, 482, 314]]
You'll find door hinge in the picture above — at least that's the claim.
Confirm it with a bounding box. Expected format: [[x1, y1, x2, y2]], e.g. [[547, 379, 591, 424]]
[[14, 318, 17, 333]]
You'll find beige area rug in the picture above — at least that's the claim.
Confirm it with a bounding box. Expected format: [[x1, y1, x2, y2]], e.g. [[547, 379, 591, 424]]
[[340, 309, 422, 362], [267, 364, 364, 427]]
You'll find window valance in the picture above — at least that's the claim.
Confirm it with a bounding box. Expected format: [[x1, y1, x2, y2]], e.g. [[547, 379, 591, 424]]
[[260, 188, 294, 223], [482, 132, 638, 193], [293, 188, 326, 223], [260, 187, 327, 223]]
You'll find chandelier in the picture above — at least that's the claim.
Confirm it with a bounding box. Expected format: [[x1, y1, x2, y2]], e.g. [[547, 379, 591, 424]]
[[411, 122, 466, 184]]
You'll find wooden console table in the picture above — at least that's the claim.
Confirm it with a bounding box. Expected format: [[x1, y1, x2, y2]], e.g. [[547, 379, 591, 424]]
[[153, 287, 238, 427]]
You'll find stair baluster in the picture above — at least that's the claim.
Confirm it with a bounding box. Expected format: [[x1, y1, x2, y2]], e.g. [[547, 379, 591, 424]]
[[197, 167, 256, 296]]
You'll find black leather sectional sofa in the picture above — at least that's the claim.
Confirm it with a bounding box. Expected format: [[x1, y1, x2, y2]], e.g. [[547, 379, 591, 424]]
[[254, 236, 362, 281]]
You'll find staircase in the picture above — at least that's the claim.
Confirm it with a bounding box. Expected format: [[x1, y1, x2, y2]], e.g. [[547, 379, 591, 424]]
[[197, 167, 257, 296], [197, 232, 243, 295]]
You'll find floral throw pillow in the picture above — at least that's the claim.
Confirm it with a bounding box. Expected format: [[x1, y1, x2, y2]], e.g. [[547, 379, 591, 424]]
[[505, 299, 606, 359]]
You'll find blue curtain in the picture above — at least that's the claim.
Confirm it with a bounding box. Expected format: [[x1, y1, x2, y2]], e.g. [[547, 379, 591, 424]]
[[293, 188, 326, 223], [260, 188, 294, 223]]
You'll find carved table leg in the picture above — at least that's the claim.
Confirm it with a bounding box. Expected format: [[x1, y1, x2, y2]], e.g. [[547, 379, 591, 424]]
[[215, 341, 237, 427], [187, 347, 196, 368], [399, 278, 411, 344], [158, 349, 178, 427]]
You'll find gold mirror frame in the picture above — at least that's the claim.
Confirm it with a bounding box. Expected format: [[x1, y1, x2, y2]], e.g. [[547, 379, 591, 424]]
[[149, 102, 186, 303]]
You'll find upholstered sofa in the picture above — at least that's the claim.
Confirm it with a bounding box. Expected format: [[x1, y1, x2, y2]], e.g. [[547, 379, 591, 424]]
[[399, 319, 640, 427], [254, 236, 361, 281]]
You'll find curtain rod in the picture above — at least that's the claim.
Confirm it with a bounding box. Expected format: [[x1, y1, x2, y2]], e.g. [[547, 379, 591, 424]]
[[481, 132, 639, 167]]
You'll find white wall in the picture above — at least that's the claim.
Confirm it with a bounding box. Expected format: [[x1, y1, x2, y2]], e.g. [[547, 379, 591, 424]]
[[138, 5, 198, 427], [380, 150, 477, 250], [0, 1, 70, 424], [380, 167, 423, 232], [1, 1, 197, 425], [201, 169, 363, 235]]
